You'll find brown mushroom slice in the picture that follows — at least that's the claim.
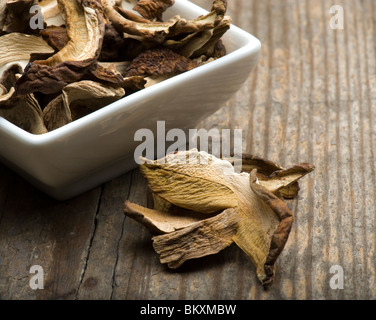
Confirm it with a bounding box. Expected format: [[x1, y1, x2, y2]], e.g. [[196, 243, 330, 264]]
[[133, 0, 174, 21], [2, 0, 36, 34], [125, 149, 314, 286], [257, 163, 315, 198], [124, 47, 197, 77], [190, 15, 231, 58], [163, 15, 230, 59], [175, 29, 214, 58], [116, 4, 152, 23], [0, 91, 47, 134], [62, 80, 125, 121], [0, 64, 23, 92], [152, 208, 239, 269], [223, 154, 315, 199], [40, 26, 69, 51], [0, 33, 54, 79], [16, 0, 107, 95]]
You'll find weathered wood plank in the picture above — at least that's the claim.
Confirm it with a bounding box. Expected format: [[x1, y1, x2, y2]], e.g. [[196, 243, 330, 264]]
[[0, 168, 102, 299]]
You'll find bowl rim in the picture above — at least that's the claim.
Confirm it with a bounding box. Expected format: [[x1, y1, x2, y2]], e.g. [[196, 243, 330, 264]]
[[0, 0, 261, 145]]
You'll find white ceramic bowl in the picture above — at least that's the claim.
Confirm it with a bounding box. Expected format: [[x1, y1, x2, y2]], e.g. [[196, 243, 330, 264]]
[[0, 0, 261, 200]]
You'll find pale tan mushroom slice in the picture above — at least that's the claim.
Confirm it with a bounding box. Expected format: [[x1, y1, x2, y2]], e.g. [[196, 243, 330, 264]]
[[124, 149, 314, 286], [0, 33, 54, 78], [124, 200, 213, 234], [0, 0, 7, 31], [38, 0, 65, 26], [43, 80, 125, 131]]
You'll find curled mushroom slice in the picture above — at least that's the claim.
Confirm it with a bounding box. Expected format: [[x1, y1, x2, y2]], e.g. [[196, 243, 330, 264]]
[[43, 80, 125, 130], [190, 15, 231, 58], [16, 0, 107, 95], [124, 149, 314, 287], [63, 80, 125, 121], [0, 63, 47, 134], [37, 0, 105, 67], [0, 91, 47, 135], [42, 95, 71, 131], [0, 33, 54, 79], [133, 0, 175, 21]]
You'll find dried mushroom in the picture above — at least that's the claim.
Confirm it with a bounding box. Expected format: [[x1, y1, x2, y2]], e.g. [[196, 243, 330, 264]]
[[43, 80, 125, 131], [133, 0, 174, 21], [0, 66, 47, 134], [125, 47, 197, 77], [0, 92, 47, 134], [2, 0, 36, 34], [38, 0, 65, 26], [16, 0, 107, 95], [0, 0, 7, 32], [0, 0, 231, 133], [124, 149, 315, 287], [0, 33, 54, 77]]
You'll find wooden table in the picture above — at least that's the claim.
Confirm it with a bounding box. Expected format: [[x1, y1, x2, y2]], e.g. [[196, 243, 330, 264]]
[[1, 0, 375, 300]]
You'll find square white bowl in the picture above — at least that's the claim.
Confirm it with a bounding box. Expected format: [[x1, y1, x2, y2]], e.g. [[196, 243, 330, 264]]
[[0, 0, 261, 200]]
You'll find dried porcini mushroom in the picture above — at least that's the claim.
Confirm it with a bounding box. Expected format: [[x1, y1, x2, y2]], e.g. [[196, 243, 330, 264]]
[[125, 47, 197, 77], [1, 0, 231, 133], [133, 0, 175, 21], [124, 149, 315, 287], [0, 1, 7, 32], [16, 0, 107, 95], [43, 80, 125, 131], [0, 33, 54, 77], [0, 65, 47, 134], [2, 0, 37, 34], [38, 0, 65, 26]]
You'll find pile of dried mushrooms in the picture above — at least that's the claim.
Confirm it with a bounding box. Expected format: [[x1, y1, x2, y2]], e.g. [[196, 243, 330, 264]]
[[124, 149, 315, 287], [0, 0, 231, 133]]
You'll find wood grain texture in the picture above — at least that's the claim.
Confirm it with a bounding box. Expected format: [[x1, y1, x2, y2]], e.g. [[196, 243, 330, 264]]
[[0, 0, 375, 300]]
